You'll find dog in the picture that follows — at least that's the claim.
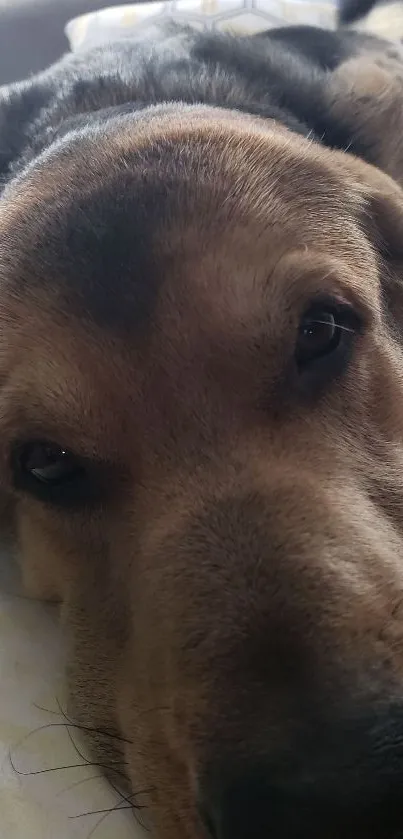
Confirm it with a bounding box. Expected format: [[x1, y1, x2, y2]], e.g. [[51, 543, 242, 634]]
[[3, 21, 403, 839]]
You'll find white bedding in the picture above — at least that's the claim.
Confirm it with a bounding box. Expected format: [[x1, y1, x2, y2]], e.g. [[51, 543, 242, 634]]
[[0, 552, 146, 839], [66, 0, 336, 52]]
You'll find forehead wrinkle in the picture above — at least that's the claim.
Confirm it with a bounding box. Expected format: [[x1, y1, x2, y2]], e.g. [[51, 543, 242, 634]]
[[0, 307, 139, 459]]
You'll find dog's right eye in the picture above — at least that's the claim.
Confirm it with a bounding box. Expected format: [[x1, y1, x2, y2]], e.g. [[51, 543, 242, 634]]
[[11, 441, 89, 504], [295, 299, 361, 377], [296, 309, 340, 365], [19, 442, 83, 485]]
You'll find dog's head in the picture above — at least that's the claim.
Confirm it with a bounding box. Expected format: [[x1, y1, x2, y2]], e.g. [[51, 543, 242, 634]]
[[2, 103, 403, 838]]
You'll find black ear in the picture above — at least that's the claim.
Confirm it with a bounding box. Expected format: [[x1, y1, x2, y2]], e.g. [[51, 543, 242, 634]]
[[0, 78, 53, 188], [254, 25, 363, 72], [338, 0, 377, 25]]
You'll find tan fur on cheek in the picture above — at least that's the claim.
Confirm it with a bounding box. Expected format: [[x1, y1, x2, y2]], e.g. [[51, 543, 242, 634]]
[[17, 507, 69, 602]]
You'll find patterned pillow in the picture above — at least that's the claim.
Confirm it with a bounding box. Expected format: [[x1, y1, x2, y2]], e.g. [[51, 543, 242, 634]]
[[66, 0, 337, 52]]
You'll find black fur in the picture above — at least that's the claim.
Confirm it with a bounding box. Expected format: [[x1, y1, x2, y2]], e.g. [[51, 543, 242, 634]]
[[338, 0, 392, 25], [0, 23, 389, 189]]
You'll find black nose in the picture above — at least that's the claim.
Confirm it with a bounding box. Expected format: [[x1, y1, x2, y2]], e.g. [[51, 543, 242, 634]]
[[199, 712, 403, 839], [200, 767, 403, 839]]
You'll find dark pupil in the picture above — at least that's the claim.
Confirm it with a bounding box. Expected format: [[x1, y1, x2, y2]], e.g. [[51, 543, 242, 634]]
[[24, 444, 77, 484], [298, 311, 338, 361]]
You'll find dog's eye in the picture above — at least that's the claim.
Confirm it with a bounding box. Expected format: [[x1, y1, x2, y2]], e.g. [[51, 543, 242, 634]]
[[11, 442, 88, 504], [11, 441, 103, 506], [295, 303, 358, 370], [19, 442, 82, 485], [19, 442, 82, 484], [296, 310, 339, 365]]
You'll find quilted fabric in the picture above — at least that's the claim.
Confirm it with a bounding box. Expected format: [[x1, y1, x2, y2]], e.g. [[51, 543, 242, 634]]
[[66, 0, 337, 51]]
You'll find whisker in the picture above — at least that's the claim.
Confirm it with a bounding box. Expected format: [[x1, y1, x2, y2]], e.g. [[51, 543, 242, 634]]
[[85, 796, 136, 839], [57, 774, 101, 797], [70, 804, 135, 819], [9, 750, 89, 777], [55, 696, 133, 745], [9, 745, 129, 782], [28, 694, 155, 833], [9, 721, 131, 767], [63, 718, 131, 782], [108, 776, 154, 829], [87, 810, 114, 839], [83, 784, 152, 837], [49, 713, 152, 829], [32, 701, 61, 716], [308, 319, 355, 334], [63, 720, 97, 768], [61, 716, 151, 826]]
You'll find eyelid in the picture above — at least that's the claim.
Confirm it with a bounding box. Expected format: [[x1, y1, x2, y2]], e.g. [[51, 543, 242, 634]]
[[301, 295, 364, 332]]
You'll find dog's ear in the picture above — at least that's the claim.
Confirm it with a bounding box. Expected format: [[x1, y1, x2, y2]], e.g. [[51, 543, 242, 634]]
[[367, 182, 403, 331], [338, 0, 376, 25], [328, 50, 403, 186], [0, 78, 53, 185], [341, 154, 403, 330]]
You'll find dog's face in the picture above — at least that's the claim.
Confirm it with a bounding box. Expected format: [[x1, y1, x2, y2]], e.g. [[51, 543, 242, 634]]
[[2, 104, 403, 838]]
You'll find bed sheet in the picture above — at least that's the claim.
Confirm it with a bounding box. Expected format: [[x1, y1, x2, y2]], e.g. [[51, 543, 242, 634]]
[[0, 551, 146, 839]]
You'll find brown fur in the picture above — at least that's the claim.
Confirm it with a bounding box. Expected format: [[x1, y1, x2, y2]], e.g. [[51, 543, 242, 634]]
[[329, 50, 403, 185], [2, 49, 403, 839]]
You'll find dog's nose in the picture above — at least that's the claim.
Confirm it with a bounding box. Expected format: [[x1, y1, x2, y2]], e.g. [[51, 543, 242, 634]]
[[200, 773, 336, 839], [199, 744, 403, 839]]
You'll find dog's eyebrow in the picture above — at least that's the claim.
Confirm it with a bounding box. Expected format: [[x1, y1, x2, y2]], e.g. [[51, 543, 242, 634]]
[[40, 176, 167, 333], [0, 162, 170, 334]]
